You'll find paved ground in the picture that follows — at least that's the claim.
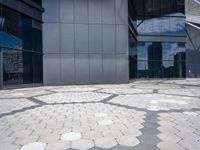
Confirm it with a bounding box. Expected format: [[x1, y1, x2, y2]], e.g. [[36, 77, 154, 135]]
[[0, 79, 200, 150]]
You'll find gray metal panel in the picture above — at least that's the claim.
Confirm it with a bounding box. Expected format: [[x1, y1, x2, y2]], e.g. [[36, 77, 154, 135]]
[[43, 0, 59, 22], [115, 0, 128, 25], [61, 54, 75, 84], [116, 25, 128, 54], [74, 0, 88, 23], [102, 0, 115, 24], [43, 23, 60, 53], [43, 54, 60, 85], [103, 55, 116, 83], [116, 54, 129, 83], [61, 24, 74, 53], [75, 54, 90, 84], [103, 25, 116, 54], [60, 0, 74, 23], [90, 54, 103, 83], [75, 24, 89, 53], [89, 25, 103, 53], [88, 0, 102, 24]]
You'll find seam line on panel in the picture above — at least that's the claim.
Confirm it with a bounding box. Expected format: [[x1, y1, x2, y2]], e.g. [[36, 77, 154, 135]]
[[101, 0, 104, 83], [73, 0, 76, 84], [115, 0, 117, 83], [87, 0, 90, 84], [59, 0, 61, 84]]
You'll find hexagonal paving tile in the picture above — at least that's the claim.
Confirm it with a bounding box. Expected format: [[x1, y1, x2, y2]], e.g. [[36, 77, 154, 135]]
[[117, 135, 140, 147], [157, 133, 181, 143], [95, 137, 117, 149], [157, 142, 185, 150], [71, 139, 94, 150]]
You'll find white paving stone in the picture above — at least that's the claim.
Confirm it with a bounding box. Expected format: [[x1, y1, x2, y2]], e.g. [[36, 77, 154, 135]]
[[20, 142, 46, 150], [61, 132, 82, 141]]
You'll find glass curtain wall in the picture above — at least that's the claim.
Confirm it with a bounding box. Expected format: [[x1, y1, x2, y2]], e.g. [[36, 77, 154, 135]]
[[128, 0, 186, 79], [0, 5, 43, 87], [137, 42, 186, 78]]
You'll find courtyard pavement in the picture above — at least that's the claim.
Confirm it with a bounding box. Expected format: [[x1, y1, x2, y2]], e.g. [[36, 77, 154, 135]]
[[0, 79, 200, 150]]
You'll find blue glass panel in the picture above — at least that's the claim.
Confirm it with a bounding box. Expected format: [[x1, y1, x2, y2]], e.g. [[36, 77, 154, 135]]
[[137, 13, 186, 35]]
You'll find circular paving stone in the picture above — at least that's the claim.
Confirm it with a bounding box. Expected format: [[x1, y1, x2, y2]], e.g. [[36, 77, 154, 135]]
[[183, 112, 198, 116], [20, 142, 46, 150], [95, 113, 107, 117], [61, 132, 82, 141], [98, 120, 113, 125]]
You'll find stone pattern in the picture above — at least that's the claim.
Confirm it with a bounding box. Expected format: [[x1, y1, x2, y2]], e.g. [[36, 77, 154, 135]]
[[0, 99, 36, 114], [36, 92, 111, 103], [0, 79, 200, 150]]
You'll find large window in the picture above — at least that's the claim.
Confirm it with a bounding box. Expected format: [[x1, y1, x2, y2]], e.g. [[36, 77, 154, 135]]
[[0, 5, 43, 86], [136, 42, 186, 78]]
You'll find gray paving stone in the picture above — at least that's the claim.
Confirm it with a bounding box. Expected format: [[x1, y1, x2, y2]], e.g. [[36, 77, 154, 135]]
[[110, 145, 134, 150]]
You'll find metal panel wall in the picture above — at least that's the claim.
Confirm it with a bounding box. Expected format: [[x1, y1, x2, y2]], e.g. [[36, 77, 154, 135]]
[[43, 0, 129, 85]]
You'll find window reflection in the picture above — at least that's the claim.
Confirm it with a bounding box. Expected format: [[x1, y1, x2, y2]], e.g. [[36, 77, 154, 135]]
[[0, 5, 43, 86], [137, 13, 185, 35], [130, 42, 186, 79]]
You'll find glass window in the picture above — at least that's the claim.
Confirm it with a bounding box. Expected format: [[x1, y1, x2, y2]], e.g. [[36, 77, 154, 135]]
[[0, 6, 43, 86], [130, 42, 186, 79], [137, 13, 185, 35], [0, 6, 22, 48]]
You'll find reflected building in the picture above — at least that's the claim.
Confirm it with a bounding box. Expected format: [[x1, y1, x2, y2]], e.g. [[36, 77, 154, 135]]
[[148, 42, 163, 78]]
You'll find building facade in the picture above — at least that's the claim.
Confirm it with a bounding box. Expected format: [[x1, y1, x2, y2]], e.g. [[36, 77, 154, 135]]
[[0, 0, 200, 89]]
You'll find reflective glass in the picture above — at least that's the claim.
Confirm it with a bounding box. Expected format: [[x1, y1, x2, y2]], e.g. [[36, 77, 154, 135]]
[[0, 6, 43, 86], [137, 13, 185, 35], [130, 42, 186, 79]]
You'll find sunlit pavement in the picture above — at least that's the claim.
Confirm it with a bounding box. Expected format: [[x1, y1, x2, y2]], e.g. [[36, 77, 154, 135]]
[[0, 79, 200, 150]]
